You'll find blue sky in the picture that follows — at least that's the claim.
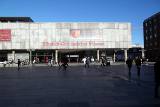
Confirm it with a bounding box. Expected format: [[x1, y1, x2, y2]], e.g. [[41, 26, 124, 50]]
[[0, 0, 160, 46]]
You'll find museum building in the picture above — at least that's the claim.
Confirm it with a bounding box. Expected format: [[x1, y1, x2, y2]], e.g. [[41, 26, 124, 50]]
[[0, 17, 132, 63]]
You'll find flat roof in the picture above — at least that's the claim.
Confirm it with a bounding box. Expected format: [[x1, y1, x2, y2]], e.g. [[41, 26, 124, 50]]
[[0, 17, 33, 22]]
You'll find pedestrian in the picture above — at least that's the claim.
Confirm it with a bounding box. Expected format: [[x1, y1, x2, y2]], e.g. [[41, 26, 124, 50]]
[[51, 58, 54, 67], [62, 56, 69, 71], [33, 59, 36, 66], [85, 57, 90, 68], [48, 59, 51, 66], [18, 59, 21, 71], [3, 60, 7, 68], [100, 57, 105, 66], [91, 56, 94, 63], [135, 57, 142, 79], [154, 58, 160, 98], [59, 56, 69, 71], [126, 57, 133, 80], [82, 57, 87, 67]]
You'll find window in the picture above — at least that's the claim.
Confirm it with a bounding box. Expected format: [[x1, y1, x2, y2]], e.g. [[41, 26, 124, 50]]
[[145, 36, 148, 40], [150, 43, 152, 46], [154, 26, 157, 30], [155, 42, 158, 46], [154, 34, 157, 38], [145, 23, 148, 27], [150, 35, 152, 39], [150, 28, 152, 32], [149, 21, 152, 24]]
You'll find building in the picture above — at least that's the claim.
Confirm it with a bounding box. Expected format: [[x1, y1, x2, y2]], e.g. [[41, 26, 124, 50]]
[[0, 17, 33, 22], [143, 12, 160, 61], [0, 17, 132, 63]]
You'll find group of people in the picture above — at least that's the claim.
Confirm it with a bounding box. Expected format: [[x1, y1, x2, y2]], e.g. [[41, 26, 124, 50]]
[[82, 56, 95, 68], [100, 57, 110, 66], [126, 56, 142, 80], [58, 56, 69, 71], [126, 56, 160, 98]]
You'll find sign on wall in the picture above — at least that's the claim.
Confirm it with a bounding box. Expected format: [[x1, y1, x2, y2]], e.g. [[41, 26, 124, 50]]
[[0, 29, 11, 41], [70, 29, 80, 38]]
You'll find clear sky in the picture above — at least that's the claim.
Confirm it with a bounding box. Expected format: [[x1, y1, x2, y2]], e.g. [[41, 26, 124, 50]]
[[0, 0, 160, 46]]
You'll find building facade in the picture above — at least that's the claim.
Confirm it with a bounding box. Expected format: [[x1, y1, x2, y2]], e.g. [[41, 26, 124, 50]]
[[0, 18, 131, 63], [143, 12, 160, 61]]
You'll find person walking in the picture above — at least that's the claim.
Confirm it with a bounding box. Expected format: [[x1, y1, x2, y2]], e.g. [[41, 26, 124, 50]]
[[85, 57, 90, 68], [3, 60, 7, 68], [126, 57, 133, 80], [135, 57, 142, 79], [82, 57, 87, 67], [91, 56, 94, 63], [33, 59, 36, 66], [154, 59, 160, 98], [18, 59, 21, 71], [51, 58, 54, 67], [59, 56, 69, 71], [100, 57, 105, 66]]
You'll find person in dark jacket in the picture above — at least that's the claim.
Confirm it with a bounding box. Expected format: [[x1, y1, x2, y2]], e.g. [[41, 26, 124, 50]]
[[135, 57, 142, 79], [85, 57, 90, 68], [154, 59, 160, 98], [60, 56, 69, 71], [18, 59, 21, 71], [126, 57, 133, 80]]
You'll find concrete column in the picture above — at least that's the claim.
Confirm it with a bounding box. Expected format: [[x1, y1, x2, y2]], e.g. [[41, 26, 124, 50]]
[[29, 50, 32, 65], [52, 52, 54, 59], [97, 49, 100, 62], [36, 53, 38, 58], [124, 49, 128, 61], [142, 49, 145, 58], [55, 50, 58, 64], [12, 51, 15, 61], [113, 51, 116, 62]]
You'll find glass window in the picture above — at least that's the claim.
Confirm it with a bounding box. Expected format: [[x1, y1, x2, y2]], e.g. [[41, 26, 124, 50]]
[[145, 36, 148, 40], [150, 35, 152, 39], [150, 28, 152, 32], [155, 42, 157, 46], [145, 23, 147, 27], [150, 43, 152, 46], [154, 34, 157, 38], [149, 21, 152, 24]]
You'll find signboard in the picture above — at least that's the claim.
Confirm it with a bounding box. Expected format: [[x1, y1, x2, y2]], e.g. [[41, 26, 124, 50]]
[[70, 29, 80, 38], [0, 29, 11, 41]]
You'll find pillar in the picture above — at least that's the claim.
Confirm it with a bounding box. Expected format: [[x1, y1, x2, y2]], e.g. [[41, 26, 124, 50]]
[[97, 49, 100, 62], [30, 50, 32, 65], [113, 51, 116, 62], [36, 52, 38, 58], [55, 50, 58, 64], [52, 52, 54, 59], [142, 49, 145, 58], [12, 51, 15, 62], [124, 49, 128, 61]]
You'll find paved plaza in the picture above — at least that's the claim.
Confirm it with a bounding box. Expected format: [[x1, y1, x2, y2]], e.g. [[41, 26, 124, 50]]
[[0, 63, 160, 107]]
